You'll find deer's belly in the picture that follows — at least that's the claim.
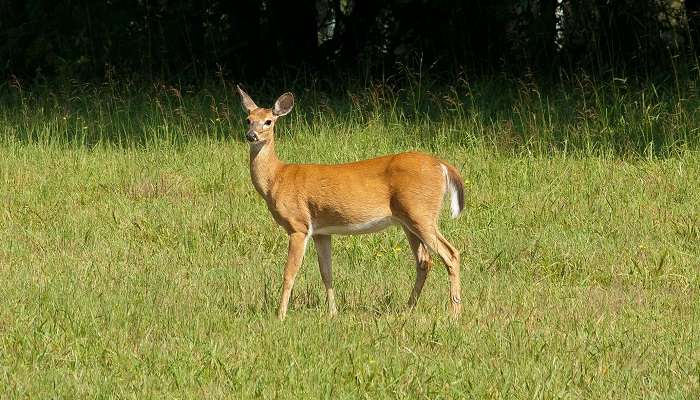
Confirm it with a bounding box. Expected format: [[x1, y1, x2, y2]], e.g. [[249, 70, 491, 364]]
[[314, 217, 396, 235]]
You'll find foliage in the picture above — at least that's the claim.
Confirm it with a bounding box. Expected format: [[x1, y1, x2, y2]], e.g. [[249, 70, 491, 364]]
[[1, 0, 697, 81]]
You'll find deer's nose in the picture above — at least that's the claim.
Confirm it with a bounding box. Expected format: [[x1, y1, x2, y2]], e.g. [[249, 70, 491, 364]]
[[245, 131, 259, 142]]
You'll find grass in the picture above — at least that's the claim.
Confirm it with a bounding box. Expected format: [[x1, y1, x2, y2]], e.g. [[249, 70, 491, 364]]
[[2, 71, 700, 154], [0, 78, 699, 398]]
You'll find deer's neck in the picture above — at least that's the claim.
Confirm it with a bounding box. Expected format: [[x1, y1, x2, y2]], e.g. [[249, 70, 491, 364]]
[[249, 139, 283, 197]]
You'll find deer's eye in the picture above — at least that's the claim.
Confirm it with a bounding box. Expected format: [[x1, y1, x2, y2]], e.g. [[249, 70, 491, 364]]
[[245, 118, 250, 124], [264, 120, 272, 126]]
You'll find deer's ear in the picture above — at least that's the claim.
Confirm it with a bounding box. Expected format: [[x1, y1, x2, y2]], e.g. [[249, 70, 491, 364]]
[[237, 85, 258, 112], [273, 92, 294, 116]]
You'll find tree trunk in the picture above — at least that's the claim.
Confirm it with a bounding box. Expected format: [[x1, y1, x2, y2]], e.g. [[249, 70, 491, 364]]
[[687, 0, 700, 52]]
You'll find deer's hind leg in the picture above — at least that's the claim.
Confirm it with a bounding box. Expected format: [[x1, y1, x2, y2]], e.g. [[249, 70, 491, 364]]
[[402, 220, 462, 318], [404, 227, 433, 308]]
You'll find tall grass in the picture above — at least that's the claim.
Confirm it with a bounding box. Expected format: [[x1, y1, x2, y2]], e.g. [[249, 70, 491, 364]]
[[1, 70, 699, 155]]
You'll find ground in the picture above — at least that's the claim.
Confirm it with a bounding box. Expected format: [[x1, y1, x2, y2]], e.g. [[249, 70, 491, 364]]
[[1, 131, 698, 398]]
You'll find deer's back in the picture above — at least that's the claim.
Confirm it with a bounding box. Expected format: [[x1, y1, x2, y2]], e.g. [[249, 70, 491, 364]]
[[265, 152, 446, 233]]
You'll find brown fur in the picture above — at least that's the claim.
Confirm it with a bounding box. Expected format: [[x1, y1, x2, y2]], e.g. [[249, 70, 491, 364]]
[[237, 86, 465, 320]]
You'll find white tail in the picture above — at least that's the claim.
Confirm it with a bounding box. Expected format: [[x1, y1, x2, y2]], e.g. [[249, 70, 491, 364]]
[[442, 164, 465, 219], [237, 85, 466, 320]]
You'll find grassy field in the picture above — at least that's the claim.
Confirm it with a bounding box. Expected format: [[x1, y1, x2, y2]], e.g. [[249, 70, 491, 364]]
[[1, 80, 699, 398]]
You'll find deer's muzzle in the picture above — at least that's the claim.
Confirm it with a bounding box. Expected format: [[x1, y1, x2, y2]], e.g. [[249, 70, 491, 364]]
[[245, 131, 259, 142]]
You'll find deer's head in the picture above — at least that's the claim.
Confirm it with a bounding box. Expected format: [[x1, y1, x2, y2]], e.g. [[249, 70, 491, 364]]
[[237, 85, 294, 145]]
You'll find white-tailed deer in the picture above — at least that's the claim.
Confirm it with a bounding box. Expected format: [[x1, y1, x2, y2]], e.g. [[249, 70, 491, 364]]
[[237, 85, 465, 320]]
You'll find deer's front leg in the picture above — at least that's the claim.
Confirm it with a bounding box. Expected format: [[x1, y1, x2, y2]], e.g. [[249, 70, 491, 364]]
[[278, 232, 308, 320], [313, 235, 337, 317]]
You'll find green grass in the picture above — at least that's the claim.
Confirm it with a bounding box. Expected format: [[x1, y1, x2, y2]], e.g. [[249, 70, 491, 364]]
[[2, 72, 700, 154], [0, 80, 699, 398]]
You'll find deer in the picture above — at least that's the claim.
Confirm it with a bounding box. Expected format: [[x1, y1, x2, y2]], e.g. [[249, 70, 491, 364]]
[[236, 85, 466, 320]]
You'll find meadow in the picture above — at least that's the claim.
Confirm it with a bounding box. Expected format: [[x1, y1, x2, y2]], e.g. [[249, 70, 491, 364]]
[[0, 76, 699, 398]]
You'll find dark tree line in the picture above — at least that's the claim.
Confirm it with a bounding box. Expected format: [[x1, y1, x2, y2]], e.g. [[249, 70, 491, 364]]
[[0, 0, 696, 82]]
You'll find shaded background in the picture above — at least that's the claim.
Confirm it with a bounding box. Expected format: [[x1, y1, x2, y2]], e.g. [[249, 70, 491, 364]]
[[1, 0, 699, 83]]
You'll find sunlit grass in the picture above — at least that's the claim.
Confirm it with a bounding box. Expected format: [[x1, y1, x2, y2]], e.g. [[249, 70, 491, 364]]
[[0, 80, 699, 398]]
